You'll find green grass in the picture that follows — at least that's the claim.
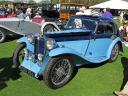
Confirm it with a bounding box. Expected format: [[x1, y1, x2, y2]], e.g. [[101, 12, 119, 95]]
[[0, 40, 128, 96]]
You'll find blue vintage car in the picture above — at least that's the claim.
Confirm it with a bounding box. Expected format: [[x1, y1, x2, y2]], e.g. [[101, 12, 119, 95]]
[[13, 15, 123, 89]]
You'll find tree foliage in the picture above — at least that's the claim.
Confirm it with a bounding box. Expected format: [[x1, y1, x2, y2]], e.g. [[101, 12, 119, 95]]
[[38, 0, 110, 7], [50, 0, 109, 6]]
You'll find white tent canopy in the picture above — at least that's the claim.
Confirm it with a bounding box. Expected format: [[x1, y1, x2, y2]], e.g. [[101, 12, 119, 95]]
[[90, 0, 128, 10]]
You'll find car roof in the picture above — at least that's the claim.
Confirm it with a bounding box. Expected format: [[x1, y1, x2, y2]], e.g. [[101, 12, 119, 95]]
[[70, 15, 113, 22]]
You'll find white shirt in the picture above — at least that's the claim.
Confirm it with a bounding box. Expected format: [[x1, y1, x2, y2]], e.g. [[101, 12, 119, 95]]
[[26, 8, 31, 15], [76, 11, 85, 15], [84, 9, 92, 15]]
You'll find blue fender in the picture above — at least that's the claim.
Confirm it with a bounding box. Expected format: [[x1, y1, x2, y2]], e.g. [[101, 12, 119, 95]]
[[106, 37, 122, 59], [49, 37, 123, 64], [17, 37, 34, 52], [49, 47, 96, 63], [49, 47, 84, 57]]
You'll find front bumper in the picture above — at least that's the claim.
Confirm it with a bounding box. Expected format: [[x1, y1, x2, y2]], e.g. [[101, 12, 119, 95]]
[[20, 58, 41, 78]]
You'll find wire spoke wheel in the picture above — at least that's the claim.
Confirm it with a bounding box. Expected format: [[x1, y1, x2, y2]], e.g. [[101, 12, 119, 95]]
[[13, 43, 26, 68], [51, 59, 71, 85], [18, 48, 25, 64], [43, 56, 74, 89], [110, 44, 119, 62]]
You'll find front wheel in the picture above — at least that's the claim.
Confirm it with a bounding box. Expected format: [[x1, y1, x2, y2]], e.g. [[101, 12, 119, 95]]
[[13, 43, 26, 68], [109, 44, 119, 62], [43, 56, 74, 89]]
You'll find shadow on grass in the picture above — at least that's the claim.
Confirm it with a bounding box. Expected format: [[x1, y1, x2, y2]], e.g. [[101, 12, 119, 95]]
[[77, 60, 108, 69], [0, 57, 21, 90], [120, 57, 128, 90], [0, 35, 22, 44], [6, 36, 22, 42], [70, 61, 108, 83]]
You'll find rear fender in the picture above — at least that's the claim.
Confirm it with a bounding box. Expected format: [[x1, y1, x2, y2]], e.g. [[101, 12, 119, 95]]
[[17, 37, 34, 52], [106, 37, 123, 59], [41, 22, 60, 33]]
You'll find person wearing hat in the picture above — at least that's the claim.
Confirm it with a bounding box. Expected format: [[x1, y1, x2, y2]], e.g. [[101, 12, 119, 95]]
[[84, 6, 92, 15], [76, 7, 85, 15], [76, 6, 92, 15]]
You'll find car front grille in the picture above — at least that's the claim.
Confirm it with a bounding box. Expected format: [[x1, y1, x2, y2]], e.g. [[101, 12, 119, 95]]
[[34, 37, 45, 60]]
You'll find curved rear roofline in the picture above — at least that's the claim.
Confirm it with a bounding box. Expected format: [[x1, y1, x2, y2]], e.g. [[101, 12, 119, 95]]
[[71, 15, 113, 22]]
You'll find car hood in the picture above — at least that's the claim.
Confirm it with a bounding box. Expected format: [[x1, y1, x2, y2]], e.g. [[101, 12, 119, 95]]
[[46, 29, 92, 38]]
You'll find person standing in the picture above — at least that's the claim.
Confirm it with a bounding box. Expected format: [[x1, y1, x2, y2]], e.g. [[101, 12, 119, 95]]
[[76, 7, 85, 15], [114, 82, 128, 96], [101, 8, 113, 19], [26, 6, 32, 19], [76, 6, 92, 15], [84, 6, 92, 15], [120, 11, 125, 24]]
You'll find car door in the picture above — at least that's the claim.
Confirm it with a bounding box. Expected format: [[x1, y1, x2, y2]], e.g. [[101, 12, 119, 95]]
[[85, 21, 116, 61]]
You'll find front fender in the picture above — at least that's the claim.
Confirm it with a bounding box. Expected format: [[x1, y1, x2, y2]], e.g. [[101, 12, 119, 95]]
[[106, 37, 123, 59], [17, 37, 34, 52], [49, 47, 83, 57], [49, 47, 105, 63]]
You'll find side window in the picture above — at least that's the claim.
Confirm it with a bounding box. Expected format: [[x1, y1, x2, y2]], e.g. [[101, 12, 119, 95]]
[[96, 22, 115, 34], [105, 22, 115, 34], [96, 23, 105, 34]]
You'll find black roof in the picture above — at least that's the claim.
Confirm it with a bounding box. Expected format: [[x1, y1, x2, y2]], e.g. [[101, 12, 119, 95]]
[[70, 15, 113, 22]]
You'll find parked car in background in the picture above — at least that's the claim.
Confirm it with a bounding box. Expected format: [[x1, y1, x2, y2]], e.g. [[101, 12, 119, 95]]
[[13, 15, 123, 89], [0, 4, 62, 43], [59, 3, 84, 20], [0, 17, 42, 43]]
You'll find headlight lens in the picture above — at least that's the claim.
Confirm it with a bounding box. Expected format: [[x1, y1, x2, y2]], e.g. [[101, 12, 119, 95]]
[[46, 38, 56, 50], [38, 54, 43, 61], [27, 34, 34, 43]]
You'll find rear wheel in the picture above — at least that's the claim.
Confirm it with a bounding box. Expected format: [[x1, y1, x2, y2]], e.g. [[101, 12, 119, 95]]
[[13, 43, 26, 68], [43, 24, 56, 33], [0, 31, 6, 43], [43, 56, 74, 89], [109, 44, 119, 62]]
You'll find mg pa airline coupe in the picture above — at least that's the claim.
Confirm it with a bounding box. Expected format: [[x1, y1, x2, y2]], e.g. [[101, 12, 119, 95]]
[[13, 15, 123, 89]]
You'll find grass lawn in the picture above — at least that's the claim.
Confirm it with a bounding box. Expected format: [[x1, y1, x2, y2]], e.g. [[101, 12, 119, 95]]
[[0, 39, 128, 96]]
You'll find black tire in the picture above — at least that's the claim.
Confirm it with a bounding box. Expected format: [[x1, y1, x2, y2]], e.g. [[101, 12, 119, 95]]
[[0, 31, 6, 43], [43, 56, 74, 89], [13, 43, 26, 68], [109, 43, 119, 62]]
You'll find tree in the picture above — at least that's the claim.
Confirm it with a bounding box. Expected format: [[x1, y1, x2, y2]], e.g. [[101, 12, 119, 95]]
[[28, 0, 36, 3]]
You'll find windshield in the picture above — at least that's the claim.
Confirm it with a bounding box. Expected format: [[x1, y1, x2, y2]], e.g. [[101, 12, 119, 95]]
[[65, 18, 97, 31]]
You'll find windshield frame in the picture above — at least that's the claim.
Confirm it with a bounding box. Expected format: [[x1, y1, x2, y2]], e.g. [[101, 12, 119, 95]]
[[65, 18, 97, 31]]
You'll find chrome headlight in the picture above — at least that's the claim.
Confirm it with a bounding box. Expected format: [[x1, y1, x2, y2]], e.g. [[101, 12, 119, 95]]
[[24, 48, 28, 57], [45, 38, 56, 50], [28, 53, 34, 60], [38, 54, 43, 61], [27, 34, 34, 43]]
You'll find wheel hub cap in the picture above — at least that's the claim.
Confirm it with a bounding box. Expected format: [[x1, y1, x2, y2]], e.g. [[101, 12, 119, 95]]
[[56, 67, 65, 77]]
